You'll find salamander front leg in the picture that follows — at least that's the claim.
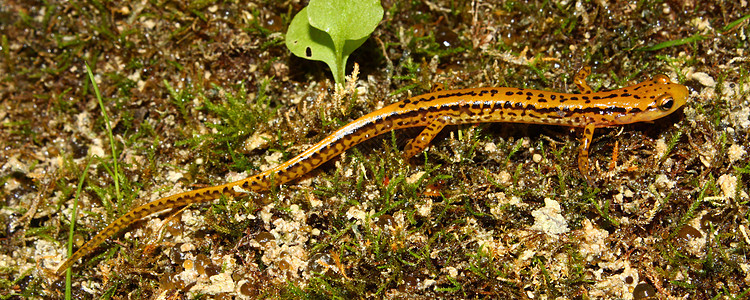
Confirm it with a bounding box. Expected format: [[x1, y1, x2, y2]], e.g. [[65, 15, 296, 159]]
[[578, 124, 596, 185], [403, 115, 451, 159], [574, 66, 593, 94]]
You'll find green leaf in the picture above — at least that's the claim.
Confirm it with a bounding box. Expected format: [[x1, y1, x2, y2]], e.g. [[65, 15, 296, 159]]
[[285, 0, 383, 86], [286, 7, 337, 71], [307, 0, 383, 44]]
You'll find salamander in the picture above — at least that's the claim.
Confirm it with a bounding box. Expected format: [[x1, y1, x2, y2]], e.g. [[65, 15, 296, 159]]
[[55, 70, 689, 274]]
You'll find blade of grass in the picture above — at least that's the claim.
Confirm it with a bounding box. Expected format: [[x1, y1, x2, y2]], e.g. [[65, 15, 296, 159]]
[[637, 13, 750, 51], [721, 13, 750, 32], [635, 33, 707, 51], [65, 157, 92, 298], [85, 62, 121, 202]]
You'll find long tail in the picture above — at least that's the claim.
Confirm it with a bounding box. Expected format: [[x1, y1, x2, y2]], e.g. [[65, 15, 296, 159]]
[[55, 95, 413, 274], [55, 177, 264, 275]]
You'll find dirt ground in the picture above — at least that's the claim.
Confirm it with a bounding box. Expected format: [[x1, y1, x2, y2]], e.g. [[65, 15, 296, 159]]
[[1, 0, 749, 299]]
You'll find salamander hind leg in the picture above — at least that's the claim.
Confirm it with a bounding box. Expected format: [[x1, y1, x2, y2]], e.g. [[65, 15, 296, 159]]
[[403, 115, 451, 159], [574, 66, 593, 94], [577, 124, 596, 185]]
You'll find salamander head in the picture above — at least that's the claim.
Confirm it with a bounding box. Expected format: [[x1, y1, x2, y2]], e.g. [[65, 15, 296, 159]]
[[613, 74, 689, 124]]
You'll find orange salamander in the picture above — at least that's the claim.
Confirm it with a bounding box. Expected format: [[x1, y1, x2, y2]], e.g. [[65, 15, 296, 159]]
[[55, 69, 689, 274]]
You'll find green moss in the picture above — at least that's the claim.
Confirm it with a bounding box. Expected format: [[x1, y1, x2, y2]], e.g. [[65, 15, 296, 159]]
[[1, 0, 748, 298], [175, 79, 277, 172]]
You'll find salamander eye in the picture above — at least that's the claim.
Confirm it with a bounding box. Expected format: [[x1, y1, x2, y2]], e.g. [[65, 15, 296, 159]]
[[657, 95, 674, 111]]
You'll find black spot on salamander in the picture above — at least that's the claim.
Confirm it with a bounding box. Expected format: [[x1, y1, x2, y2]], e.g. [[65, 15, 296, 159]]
[[620, 93, 632, 97], [505, 91, 514, 96], [242, 181, 249, 188], [538, 98, 548, 103], [529, 107, 556, 115], [606, 93, 618, 99], [593, 96, 601, 100], [490, 89, 499, 96], [526, 92, 534, 96], [439, 91, 477, 99], [515, 102, 524, 109], [604, 106, 627, 114], [504, 101, 513, 109], [550, 95, 557, 100], [396, 111, 413, 120], [507, 112, 517, 116], [633, 95, 641, 99], [526, 96, 531, 101], [526, 104, 536, 110], [471, 102, 482, 110], [572, 106, 627, 115], [629, 107, 642, 113], [427, 105, 440, 113], [537, 93, 545, 97], [585, 99, 591, 104], [516, 91, 524, 95]]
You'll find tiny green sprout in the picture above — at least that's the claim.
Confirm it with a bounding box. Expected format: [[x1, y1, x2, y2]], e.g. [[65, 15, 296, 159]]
[[285, 0, 383, 87]]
